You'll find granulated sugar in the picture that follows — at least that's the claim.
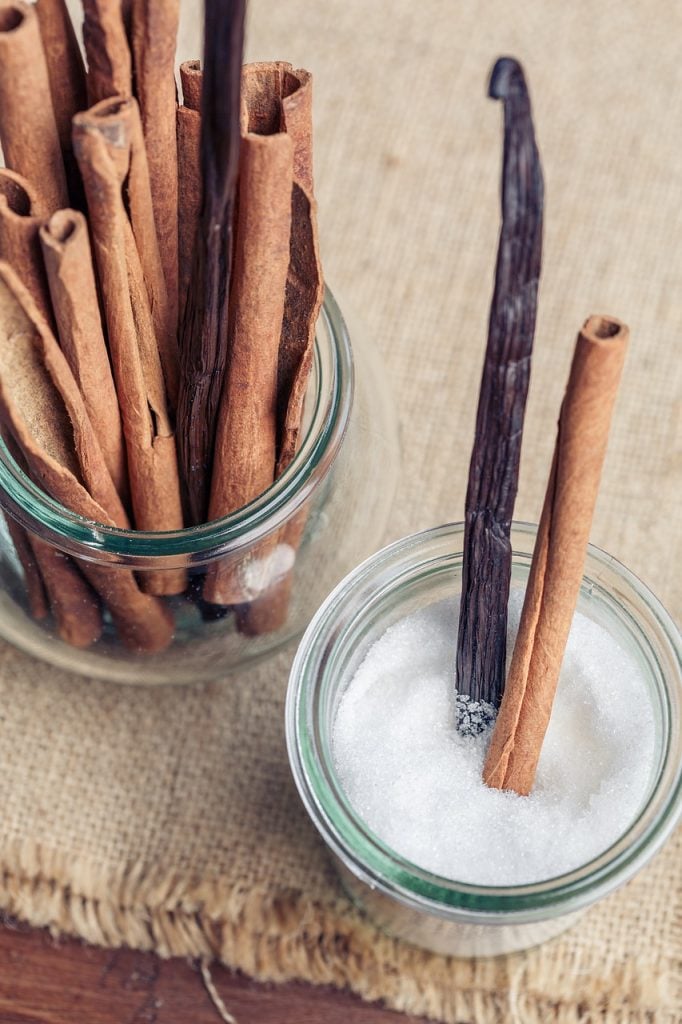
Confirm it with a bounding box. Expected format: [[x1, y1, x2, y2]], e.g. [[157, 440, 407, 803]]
[[332, 592, 656, 885]]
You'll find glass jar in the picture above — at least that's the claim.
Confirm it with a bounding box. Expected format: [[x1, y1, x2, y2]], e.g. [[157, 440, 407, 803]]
[[0, 289, 399, 685], [286, 522, 682, 957]]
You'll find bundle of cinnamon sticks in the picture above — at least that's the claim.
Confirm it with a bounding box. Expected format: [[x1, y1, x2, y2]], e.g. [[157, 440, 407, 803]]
[[0, 0, 323, 651]]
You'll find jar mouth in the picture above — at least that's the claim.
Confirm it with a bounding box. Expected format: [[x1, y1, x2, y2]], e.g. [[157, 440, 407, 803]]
[[287, 522, 682, 921], [0, 287, 353, 566]]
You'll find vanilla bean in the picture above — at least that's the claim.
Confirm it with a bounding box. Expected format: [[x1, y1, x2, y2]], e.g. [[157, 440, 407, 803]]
[[176, 0, 245, 525], [456, 57, 543, 708]]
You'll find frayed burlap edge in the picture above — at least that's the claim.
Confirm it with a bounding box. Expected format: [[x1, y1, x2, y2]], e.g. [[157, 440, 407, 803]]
[[0, 840, 678, 1024]]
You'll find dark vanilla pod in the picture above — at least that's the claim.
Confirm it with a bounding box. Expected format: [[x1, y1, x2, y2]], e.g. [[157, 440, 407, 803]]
[[176, 0, 245, 525], [456, 57, 544, 708]]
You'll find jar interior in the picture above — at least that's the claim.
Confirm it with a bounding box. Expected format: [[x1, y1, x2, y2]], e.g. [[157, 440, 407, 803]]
[[303, 529, 676, 912]]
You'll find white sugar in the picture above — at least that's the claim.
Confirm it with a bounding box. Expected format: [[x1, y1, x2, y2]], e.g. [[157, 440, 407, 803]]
[[332, 592, 656, 886]]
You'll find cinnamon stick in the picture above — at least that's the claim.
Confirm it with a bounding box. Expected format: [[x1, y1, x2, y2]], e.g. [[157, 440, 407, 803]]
[[72, 102, 185, 594], [2, 510, 48, 619], [1, 427, 49, 619], [177, 60, 202, 324], [40, 209, 128, 507], [0, 169, 53, 326], [82, 0, 132, 104], [235, 63, 324, 635], [202, 97, 294, 605], [0, 0, 68, 213], [0, 264, 174, 652], [0, 262, 127, 529], [29, 536, 103, 648], [78, 96, 176, 407], [35, 0, 87, 204], [177, 0, 245, 525], [483, 316, 629, 796], [456, 57, 543, 707], [241, 63, 324, 477], [131, 0, 180, 342], [2, 426, 101, 644]]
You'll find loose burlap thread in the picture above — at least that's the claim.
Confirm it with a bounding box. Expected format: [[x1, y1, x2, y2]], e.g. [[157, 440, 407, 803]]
[[1, 2, 681, 1021]]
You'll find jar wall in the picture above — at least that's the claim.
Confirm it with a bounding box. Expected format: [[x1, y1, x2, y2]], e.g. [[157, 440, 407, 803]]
[[287, 523, 682, 957], [0, 292, 400, 684]]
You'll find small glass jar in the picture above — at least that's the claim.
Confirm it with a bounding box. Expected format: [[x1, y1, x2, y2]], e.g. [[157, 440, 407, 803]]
[[286, 522, 682, 957], [0, 290, 399, 685]]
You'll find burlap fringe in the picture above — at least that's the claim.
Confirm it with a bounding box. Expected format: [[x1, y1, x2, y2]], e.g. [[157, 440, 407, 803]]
[[0, 840, 678, 1024]]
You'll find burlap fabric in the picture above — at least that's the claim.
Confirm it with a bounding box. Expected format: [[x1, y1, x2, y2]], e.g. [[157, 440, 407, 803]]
[[1, 2, 680, 1021]]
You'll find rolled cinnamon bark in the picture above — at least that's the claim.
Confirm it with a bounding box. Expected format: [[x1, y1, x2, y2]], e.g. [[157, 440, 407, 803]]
[[0, 169, 53, 326], [202, 113, 294, 605], [29, 536, 103, 648], [72, 105, 185, 594], [40, 209, 128, 507], [82, 0, 132, 103], [234, 510, 305, 636], [483, 316, 629, 796], [131, 0, 180, 342], [35, 0, 87, 204], [3, 426, 101, 644], [0, 0, 68, 213], [76, 96, 176, 408], [2, 510, 48, 619], [177, 60, 202, 325], [236, 63, 324, 473], [261, 63, 324, 476], [0, 265, 174, 652], [0, 262, 128, 529], [236, 63, 324, 634]]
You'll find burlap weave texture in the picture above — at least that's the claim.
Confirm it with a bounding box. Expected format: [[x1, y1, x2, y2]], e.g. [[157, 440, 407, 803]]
[[1, 2, 681, 1021]]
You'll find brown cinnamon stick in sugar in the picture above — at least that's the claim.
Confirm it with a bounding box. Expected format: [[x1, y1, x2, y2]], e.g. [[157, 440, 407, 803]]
[[40, 209, 128, 507], [0, 262, 128, 529], [0, 267, 174, 652], [483, 316, 629, 796], [202, 118, 294, 605], [82, 0, 132, 104], [177, 60, 202, 324], [0, 170, 54, 326], [131, 0, 180, 341], [72, 105, 185, 594], [35, 0, 87, 204], [0, 0, 68, 213]]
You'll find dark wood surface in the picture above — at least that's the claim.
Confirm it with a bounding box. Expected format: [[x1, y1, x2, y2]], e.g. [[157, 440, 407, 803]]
[[0, 919, 428, 1024]]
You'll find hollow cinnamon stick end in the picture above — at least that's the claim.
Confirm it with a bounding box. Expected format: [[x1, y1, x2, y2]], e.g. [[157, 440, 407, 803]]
[[180, 59, 202, 110], [581, 314, 627, 345]]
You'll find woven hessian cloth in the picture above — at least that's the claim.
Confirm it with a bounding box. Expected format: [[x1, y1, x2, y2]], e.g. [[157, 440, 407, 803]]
[[1, 2, 681, 1021]]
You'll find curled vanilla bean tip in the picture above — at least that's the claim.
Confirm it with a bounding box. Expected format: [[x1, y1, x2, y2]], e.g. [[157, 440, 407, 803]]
[[488, 56, 525, 99]]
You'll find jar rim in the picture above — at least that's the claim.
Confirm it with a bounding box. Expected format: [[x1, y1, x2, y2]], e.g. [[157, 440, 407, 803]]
[[286, 521, 682, 922], [0, 287, 353, 566]]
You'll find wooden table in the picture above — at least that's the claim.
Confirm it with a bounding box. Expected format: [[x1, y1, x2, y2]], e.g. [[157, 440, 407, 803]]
[[0, 919, 428, 1023]]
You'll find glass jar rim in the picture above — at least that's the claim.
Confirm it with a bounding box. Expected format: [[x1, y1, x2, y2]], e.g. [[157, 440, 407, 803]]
[[286, 521, 682, 922], [0, 287, 353, 566]]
